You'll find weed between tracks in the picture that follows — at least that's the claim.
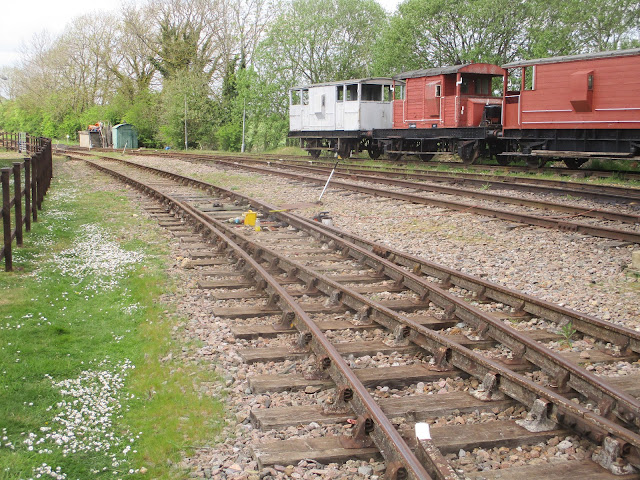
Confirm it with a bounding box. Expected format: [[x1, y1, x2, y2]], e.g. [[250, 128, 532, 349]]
[[0, 159, 224, 479]]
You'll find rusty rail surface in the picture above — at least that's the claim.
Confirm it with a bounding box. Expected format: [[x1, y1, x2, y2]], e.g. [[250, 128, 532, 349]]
[[73, 153, 640, 475], [202, 158, 640, 243], [232, 159, 640, 209], [1, 135, 53, 271], [151, 151, 640, 205]]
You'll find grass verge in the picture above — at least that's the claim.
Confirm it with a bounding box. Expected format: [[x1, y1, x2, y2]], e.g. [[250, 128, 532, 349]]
[[0, 158, 224, 479]]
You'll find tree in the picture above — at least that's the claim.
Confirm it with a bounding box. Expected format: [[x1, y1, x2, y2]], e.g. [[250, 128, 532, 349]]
[[159, 69, 217, 148], [373, 0, 535, 75], [527, 0, 640, 58], [257, 0, 388, 85], [112, 8, 158, 100], [126, 0, 228, 82]]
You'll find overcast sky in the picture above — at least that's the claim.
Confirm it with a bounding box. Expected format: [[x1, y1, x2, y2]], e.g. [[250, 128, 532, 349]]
[[0, 0, 402, 70]]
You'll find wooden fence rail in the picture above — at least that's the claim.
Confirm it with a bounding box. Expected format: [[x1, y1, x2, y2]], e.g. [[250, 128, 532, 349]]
[[1, 133, 53, 271]]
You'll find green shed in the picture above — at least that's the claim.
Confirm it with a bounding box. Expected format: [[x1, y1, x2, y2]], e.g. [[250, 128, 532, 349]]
[[112, 123, 138, 149]]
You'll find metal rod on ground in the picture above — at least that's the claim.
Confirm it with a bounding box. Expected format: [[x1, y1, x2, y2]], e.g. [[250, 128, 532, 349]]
[[241, 98, 246, 153], [184, 94, 188, 151], [318, 160, 339, 202]]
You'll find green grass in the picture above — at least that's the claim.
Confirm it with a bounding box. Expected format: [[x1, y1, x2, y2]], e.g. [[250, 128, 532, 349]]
[[0, 158, 224, 479]]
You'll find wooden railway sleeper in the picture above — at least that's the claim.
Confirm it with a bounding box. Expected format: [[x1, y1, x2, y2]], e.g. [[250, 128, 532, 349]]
[[142, 207, 433, 478]]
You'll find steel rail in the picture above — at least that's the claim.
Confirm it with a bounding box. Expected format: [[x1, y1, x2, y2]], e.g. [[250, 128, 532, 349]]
[[127, 150, 640, 203], [308, 220, 640, 352], [265, 220, 640, 434], [82, 157, 640, 474], [209, 158, 640, 243], [75, 153, 640, 430], [57, 145, 640, 183], [83, 159, 435, 480], [244, 161, 640, 224]]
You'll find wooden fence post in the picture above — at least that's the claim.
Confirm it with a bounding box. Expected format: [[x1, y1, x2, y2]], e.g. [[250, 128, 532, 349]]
[[2, 168, 12, 271], [13, 163, 23, 246], [31, 153, 38, 222], [24, 158, 31, 232]]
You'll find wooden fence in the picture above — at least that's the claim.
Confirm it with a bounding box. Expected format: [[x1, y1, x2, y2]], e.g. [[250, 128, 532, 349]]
[[1, 133, 53, 271]]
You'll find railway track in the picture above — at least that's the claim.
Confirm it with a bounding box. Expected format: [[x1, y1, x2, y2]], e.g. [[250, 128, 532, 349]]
[[264, 154, 640, 182], [199, 155, 640, 206], [56, 146, 640, 184], [74, 153, 640, 479], [136, 151, 640, 244]]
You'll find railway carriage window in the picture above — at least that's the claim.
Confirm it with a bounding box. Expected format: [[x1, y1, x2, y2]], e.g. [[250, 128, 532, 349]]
[[507, 68, 522, 93], [588, 74, 594, 90], [435, 84, 441, 97], [337, 86, 344, 102], [346, 84, 358, 101], [302, 89, 309, 105], [291, 90, 301, 105], [383, 85, 392, 102], [362, 84, 382, 101], [492, 77, 503, 96], [394, 85, 405, 100], [476, 78, 490, 95], [460, 77, 469, 94], [524, 66, 535, 90]]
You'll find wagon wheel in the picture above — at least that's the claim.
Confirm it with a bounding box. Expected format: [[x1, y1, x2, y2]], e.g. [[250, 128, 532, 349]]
[[387, 152, 403, 161], [563, 158, 588, 169], [419, 153, 435, 162], [337, 143, 352, 159], [458, 141, 480, 165], [525, 156, 548, 168], [496, 156, 511, 166], [368, 146, 383, 160], [308, 149, 321, 158]]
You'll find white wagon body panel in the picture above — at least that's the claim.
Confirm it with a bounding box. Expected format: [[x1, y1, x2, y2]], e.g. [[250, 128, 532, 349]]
[[289, 78, 394, 132]]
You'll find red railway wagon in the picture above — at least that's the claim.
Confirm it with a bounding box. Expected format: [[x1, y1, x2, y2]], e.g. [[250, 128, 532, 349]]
[[501, 48, 640, 167], [393, 63, 504, 129], [372, 64, 505, 162]]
